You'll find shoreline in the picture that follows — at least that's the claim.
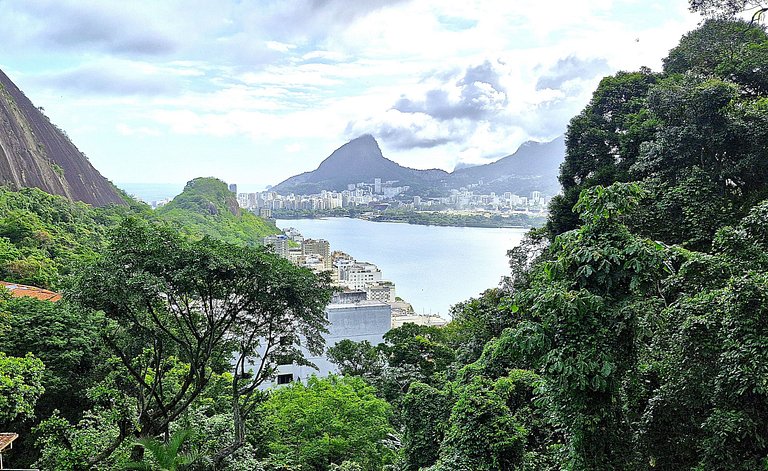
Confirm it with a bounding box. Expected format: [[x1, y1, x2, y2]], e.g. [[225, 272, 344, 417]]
[[273, 213, 545, 230]]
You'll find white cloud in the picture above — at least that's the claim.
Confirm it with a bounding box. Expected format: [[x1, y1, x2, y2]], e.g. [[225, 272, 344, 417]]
[[0, 0, 703, 183]]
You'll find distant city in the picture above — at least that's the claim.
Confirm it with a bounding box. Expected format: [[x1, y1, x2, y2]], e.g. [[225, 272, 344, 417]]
[[262, 226, 447, 329], [260, 225, 448, 386], [232, 179, 551, 216]]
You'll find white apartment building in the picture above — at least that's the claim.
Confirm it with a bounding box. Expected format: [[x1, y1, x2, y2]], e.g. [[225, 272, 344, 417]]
[[339, 262, 382, 291], [266, 301, 392, 386], [366, 281, 395, 303]]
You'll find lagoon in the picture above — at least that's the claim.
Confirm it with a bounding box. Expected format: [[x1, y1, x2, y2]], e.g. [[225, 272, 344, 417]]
[[276, 218, 529, 317]]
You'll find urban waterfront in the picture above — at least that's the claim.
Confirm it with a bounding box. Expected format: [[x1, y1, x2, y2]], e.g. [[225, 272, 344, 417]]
[[277, 217, 529, 317]]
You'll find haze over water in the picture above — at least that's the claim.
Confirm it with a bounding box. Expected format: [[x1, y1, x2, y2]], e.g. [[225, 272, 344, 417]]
[[277, 218, 528, 317]]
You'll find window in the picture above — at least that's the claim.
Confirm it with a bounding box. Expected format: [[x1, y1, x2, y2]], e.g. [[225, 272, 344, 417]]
[[277, 373, 293, 385]]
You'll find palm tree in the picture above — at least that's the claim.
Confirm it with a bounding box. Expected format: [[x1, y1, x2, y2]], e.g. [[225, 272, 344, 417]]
[[124, 428, 199, 471]]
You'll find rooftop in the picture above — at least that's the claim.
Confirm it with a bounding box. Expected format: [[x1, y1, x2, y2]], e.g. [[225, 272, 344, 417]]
[[0, 433, 18, 453], [0, 281, 62, 302]]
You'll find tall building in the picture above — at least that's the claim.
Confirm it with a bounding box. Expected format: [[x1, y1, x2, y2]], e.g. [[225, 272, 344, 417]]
[[268, 301, 392, 385], [374, 178, 382, 194], [339, 262, 382, 290], [263, 235, 289, 258], [228, 183, 237, 194], [366, 281, 395, 303], [302, 239, 332, 270]]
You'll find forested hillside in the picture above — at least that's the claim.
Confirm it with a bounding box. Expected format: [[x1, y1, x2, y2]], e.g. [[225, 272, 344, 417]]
[[156, 177, 280, 245], [1, 3, 767, 471]]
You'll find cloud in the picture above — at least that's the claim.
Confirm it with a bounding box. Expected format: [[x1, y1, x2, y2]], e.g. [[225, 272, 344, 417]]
[[536, 56, 611, 91], [347, 60, 511, 151], [346, 110, 468, 150], [29, 63, 179, 96], [1, 0, 176, 56], [260, 0, 411, 41], [393, 61, 508, 121]]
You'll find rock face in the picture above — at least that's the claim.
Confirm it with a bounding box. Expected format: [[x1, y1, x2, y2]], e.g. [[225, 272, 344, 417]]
[[0, 69, 124, 206]]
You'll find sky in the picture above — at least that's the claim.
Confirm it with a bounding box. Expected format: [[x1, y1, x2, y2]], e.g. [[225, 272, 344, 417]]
[[0, 0, 702, 190]]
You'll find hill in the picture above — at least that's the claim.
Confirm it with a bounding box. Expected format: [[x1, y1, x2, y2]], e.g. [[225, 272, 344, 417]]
[[272, 134, 449, 194], [0, 187, 143, 289], [0, 69, 124, 206], [272, 134, 564, 196], [156, 177, 280, 245], [449, 135, 565, 195]]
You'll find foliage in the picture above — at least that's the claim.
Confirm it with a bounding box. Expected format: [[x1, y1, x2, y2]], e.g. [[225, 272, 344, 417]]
[[156, 178, 279, 246], [326, 340, 385, 379], [0, 351, 45, 423], [262, 375, 395, 471], [70, 217, 332, 465], [125, 428, 199, 471], [0, 297, 106, 419], [549, 20, 768, 250], [401, 382, 452, 471], [690, 0, 768, 22]]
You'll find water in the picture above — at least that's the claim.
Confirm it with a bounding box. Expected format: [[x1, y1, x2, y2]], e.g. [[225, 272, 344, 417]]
[[117, 182, 185, 203], [276, 218, 529, 317]]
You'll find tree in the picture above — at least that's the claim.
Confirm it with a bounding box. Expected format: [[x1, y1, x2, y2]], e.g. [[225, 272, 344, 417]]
[[401, 382, 452, 471], [550, 19, 768, 250], [0, 352, 45, 423], [261, 375, 395, 471], [125, 428, 199, 471], [689, 0, 768, 22], [326, 340, 384, 378], [0, 297, 106, 420], [71, 217, 333, 465], [639, 202, 768, 470]]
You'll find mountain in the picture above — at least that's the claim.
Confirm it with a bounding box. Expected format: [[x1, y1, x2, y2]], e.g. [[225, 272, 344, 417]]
[[156, 177, 280, 245], [449, 135, 565, 195], [272, 134, 565, 197], [272, 134, 449, 194], [0, 69, 124, 206]]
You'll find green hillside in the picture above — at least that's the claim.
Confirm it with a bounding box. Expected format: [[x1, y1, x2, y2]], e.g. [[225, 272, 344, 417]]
[[156, 177, 279, 245], [0, 186, 146, 289]]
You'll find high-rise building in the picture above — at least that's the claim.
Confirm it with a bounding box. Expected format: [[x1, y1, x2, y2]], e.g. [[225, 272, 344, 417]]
[[228, 183, 237, 194], [302, 239, 331, 270], [263, 235, 289, 258], [374, 178, 382, 194], [267, 301, 392, 385]]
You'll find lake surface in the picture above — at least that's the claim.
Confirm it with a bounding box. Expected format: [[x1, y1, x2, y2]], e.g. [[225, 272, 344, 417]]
[[276, 218, 529, 317]]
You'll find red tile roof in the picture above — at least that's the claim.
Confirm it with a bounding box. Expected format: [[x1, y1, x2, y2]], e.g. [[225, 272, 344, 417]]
[[0, 281, 62, 302]]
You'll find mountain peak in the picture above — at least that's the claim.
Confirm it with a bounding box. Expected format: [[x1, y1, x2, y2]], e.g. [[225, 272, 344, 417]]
[[0, 68, 124, 206]]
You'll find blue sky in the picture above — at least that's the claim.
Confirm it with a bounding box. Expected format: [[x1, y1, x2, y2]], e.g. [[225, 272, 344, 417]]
[[0, 0, 701, 189]]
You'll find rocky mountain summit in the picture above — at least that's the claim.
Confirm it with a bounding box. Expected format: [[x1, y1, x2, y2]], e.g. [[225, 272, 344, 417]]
[[0, 69, 124, 206], [273, 134, 565, 196]]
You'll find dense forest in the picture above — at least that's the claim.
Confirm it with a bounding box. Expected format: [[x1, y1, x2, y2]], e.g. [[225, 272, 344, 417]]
[[2, 3, 768, 470]]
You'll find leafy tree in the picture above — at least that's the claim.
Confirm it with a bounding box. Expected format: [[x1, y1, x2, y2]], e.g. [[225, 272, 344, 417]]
[[0, 351, 45, 423], [401, 382, 453, 471], [326, 339, 384, 378], [689, 0, 768, 22], [447, 288, 513, 364], [638, 202, 768, 470], [70, 217, 332, 465], [548, 69, 659, 237], [549, 19, 768, 251], [0, 297, 106, 420], [262, 375, 395, 471]]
